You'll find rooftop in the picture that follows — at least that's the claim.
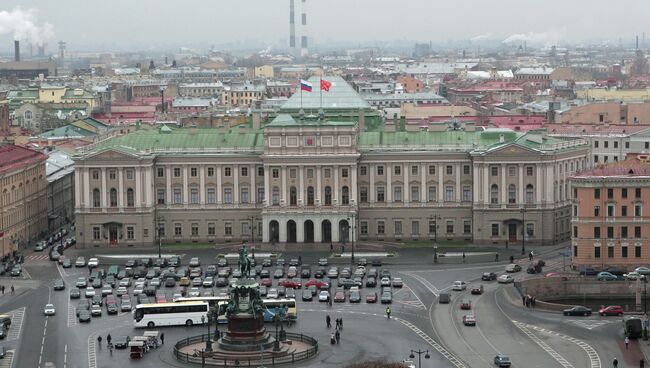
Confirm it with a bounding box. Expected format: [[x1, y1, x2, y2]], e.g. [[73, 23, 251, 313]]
[[574, 153, 650, 178], [281, 76, 371, 111], [266, 114, 356, 128], [0, 145, 46, 175]]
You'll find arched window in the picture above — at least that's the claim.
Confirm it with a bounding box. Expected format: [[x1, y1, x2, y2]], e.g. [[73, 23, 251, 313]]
[[525, 184, 534, 204], [93, 188, 101, 207], [307, 186, 314, 206], [490, 184, 499, 204], [508, 184, 517, 204], [289, 186, 297, 206], [272, 187, 280, 206], [342, 186, 349, 205], [127, 188, 134, 207], [24, 110, 32, 120], [109, 188, 118, 207], [324, 186, 332, 206]]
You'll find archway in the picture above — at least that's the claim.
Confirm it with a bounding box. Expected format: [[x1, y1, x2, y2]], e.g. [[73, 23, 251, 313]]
[[269, 220, 279, 243], [339, 219, 350, 244], [287, 220, 297, 243], [322, 220, 332, 243], [304, 220, 314, 243]]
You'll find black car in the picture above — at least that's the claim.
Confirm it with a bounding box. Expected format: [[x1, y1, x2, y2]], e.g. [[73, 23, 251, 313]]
[[216, 277, 228, 287], [349, 291, 361, 303], [371, 259, 382, 266], [603, 267, 625, 276], [76, 300, 90, 316], [302, 290, 313, 301], [314, 269, 325, 278], [300, 268, 311, 278], [481, 272, 497, 281], [144, 286, 157, 296], [53, 279, 65, 290], [78, 310, 91, 323], [114, 336, 130, 349], [205, 265, 217, 277], [125, 259, 138, 268], [69, 288, 81, 299], [579, 267, 599, 276], [337, 279, 356, 289], [106, 303, 118, 315], [165, 277, 176, 287], [563, 306, 592, 316], [366, 277, 377, 287]]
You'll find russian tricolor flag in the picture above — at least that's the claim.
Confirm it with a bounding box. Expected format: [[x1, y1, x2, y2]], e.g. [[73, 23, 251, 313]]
[[300, 79, 313, 92]]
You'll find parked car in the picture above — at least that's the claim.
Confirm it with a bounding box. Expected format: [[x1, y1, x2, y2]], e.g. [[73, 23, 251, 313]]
[[578, 267, 598, 276], [599, 305, 624, 316], [318, 258, 328, 266], [366, 292, 377, 303], [392, 278, 403, 288], [318, 290, 330, 302], [334, 291, 346, 303], [482, 272, 497, 281], [267, 288, 279, 299], [279, 279, 302, 289], [302, 290, 313, 301], [563, 306, 592, 316], [625, 272, 646, 280], [634, 266, 650, 275], [462, 314, 476, 326], [88, 258, 99, 267], [380, 290, 392, 304], [349, 290, 361, 303]]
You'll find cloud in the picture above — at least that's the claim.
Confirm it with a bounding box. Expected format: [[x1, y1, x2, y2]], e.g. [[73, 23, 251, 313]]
[[0, 7, 54, 45]]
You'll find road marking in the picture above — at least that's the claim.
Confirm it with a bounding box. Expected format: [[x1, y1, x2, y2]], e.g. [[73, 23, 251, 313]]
[[39, 316, 48, 367], [63, 344, 67, 368], [67, 301, 77, 328], [523, 323, 601, 368], [6, 307, 25, 341], [393, 283, 426, 310], [513, 320, 574, 368], [401, 271, 440, 296], [97, 253, 180, 259], [26, 255, 50, 261], [0, 349, 15, 368], [567, 319, 613, 330], [87, 331, 97, 368]]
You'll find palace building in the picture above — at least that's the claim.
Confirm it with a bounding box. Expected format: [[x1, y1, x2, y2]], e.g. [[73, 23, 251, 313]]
[[72, 77, 589, 248]]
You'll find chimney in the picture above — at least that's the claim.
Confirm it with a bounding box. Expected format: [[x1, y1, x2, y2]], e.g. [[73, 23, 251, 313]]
[[300, 0, 308, 57], [289, 0, 296, 53], [14, 40, 20, 62]]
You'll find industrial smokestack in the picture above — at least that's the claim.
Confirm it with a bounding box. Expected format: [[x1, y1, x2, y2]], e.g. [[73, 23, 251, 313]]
[[289, 0, 296, 52], [300, 0, 308, 57], [14, 40, 20, 62]]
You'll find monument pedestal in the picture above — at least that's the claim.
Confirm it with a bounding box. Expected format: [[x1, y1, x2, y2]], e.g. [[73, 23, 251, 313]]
[[218, 313, 275, 352]]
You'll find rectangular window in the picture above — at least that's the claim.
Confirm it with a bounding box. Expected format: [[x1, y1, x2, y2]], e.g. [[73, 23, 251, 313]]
[[109, 170, 116, 180], [240, 187, 249, 204], [360, 166, 367, 176], [445, 186, 454, 202], [508, 166, 516, 176], [646, 142, 650, 150], [207, 188, 216, 204], [411, 186, 419, 202], [626, 142, 630, 149], [174, 168, 181, 177], [446, 220, 454, 234], [463, 165, 470, 175], [157, 189, 165, 204], [463, 220, 471, 234], [224, 188, 233, 204], [126, 169, 134, 180], [158, 224, 165, 237], [429, 221, 436, 235], [594, 188, 600, 199], [208, 223, 215, 236], [622, 206, 628, 217], [394, 166, 401, 175], [207, 167, 214, 177], [377, 221, 385, 235], [289, 169, 297, 179], [574, 245, 578, 257], [526, 223, 534, 237], [307, 168, 314, 178], [636, 246, 642, 258], [428, 186, 436, 202], [377, 166, 384, 175], [341, 168, 349, 178], [190, 167, 198, 177], [394, 220, 402, 235], [143, 229, 148, 238], [526, 166, 533, 176], [492, 223, 499, 237], [604, 141, 609, 148], [621, 226, 628, 238], [607, 226, 614, 238], [157, 167, 164, 177], [173, 188, 182, 204], [491, 166, 498, 176], [174, 223, 182, 236], [377, 187, 385, 202], [594, 246, 601, 258], [92, 170, 100, 180], [607, 246, 614, 258], [224, 167, 232, 177], [573, 226, 578, 238], [93, 226, 100, 240], [446, 165, 453, 175], [428, 165, 436, 175], [224, 222, 232, 236], [607, 205, 614, 217], [360, 187, 368, 203], [635, 226, 642, 238], [241, 167, 248, 177], [594, 227, 601, 239], [257, 167, 264, 177], [636, 188, 642, 198], [257, 188, 265, 203], [411, 221, 419, 235], [622, 188, 628, 198], [392, 186, 402, 203], [462, 186, 471, 201], [411, 165, 419, 175], [191, 223, 199, 236], [607, 188, 613, 199], [324, 168, 331, 178], [360, 221, 368, 235], [594, 140, 599, 148], [272, 169, 279, 178], [242, 222, 251, 236], [636, 204, 642, 217]]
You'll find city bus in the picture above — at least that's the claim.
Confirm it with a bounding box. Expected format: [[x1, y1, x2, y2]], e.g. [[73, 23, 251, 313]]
[[261, 298, 297, 322], [173, 296, 229, 323], [133, 301, 209, 328]]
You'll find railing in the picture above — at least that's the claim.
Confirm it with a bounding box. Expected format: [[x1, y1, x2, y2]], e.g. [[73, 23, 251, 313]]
[[173, 333, 319, 367]]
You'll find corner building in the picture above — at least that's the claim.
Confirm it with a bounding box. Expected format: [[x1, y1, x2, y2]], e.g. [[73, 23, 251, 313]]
[[73, 77, 588, 248]]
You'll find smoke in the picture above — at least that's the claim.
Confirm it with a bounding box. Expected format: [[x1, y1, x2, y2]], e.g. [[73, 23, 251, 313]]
[[470, 33, 493, 42], [0, 8, 54, 46], [502, 30, 564, 46]]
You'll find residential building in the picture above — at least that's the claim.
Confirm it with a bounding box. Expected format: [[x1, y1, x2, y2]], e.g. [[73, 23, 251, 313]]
[[46, 149, 75, 232]]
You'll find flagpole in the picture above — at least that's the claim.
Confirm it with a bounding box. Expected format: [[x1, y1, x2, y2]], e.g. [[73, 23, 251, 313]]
[[300, 81, 303, 111], [319, 78, 323, 114]]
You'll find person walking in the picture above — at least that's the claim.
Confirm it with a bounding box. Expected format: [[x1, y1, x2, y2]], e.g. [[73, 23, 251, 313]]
[[529, 251, 534, 262], [613, 357, 619, 368], [335, 318, 339, 329], [160, 333, 164, 344], [510, 255, 514, 264], [97, 335, 102, 347], [625, 336, 630, 349], [495, 254, 499, 262], [386, 306, 391, 319], [522, 295, 526, 306], [335, 329, 340, 344], [505, 240, 509, 249], [640, 358, 645, 368], [342, 245, 345, 253], [326, 315, 331, 328], [462, 252, 466, 263], [10, 285, 14, 295], [339, 317, 343, 329], [106, 333, 112, 346], [330, 243, 333, 251]]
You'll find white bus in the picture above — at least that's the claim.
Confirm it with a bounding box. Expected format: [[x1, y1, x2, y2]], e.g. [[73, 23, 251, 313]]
[[133, 301, 209, 328], [173, 296, 229, 323]]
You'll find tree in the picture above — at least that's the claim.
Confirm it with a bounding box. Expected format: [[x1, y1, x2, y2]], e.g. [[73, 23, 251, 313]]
[[345, 360, 409, 368]]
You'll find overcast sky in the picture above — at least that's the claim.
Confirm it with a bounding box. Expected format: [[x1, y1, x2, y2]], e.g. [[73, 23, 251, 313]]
[[0, 0, 649, 52]]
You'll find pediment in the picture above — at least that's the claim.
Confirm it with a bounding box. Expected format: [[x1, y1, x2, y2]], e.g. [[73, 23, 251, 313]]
[[85, 148, 140, 161], [486, 143, 538, 157]]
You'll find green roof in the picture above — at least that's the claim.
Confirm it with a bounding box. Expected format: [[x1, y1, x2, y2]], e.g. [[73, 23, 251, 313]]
[[39, 125, 96, 139], [266, 114, 356, 128], [280, 76, 371, 111]]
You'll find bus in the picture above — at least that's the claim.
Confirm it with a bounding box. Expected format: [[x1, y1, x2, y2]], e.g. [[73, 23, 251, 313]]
[[173, 296, 229, 323], [133, 301, 209, 328], [261, 298, 297, 322]]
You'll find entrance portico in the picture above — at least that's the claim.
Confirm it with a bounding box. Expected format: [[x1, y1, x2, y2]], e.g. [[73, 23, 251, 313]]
[[262, 213, 355, 244]]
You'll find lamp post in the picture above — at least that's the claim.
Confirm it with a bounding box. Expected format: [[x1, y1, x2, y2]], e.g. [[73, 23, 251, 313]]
[[430, 215, 440, 263], [409, 349, 430, 368], [520, 207, 526, 256], [347, 214, 356, 265], [156, 216, 164, 260], [201, 314, 212, 352]]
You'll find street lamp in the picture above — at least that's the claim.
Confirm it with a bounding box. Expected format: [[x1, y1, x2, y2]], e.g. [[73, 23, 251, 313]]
[[347, 214, 356, 265], [156, 216, 164, 260], [201, 315, 212, 352], [520, 207, 526, 256], [430, 215, 440, 263], [409, 349, 430, 368]]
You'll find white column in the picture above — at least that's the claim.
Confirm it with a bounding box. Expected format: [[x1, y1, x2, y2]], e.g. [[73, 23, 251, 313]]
[[74, 169, 82, 209], [182, 166, 188, 205], [518, 164, 524, 204], [545, 165, 553, 202], [404, 164, 410, 203], [332, 218, 340, 242], [369, 165, 375, 203], [500, 164, 506, 204], [217, 166, 222, 204], [166, 166, 172, 204], [199, 166, 206, 205], [262, 218, 270, 243], [455, 164, 461, 201], [281, 167, 287, 205], [316, 166, 322, 205], [145, 168, 152, 206], [118, 168, 124, 208], [387, 164, 392, 202], [437, 164, 444, 201], [334, 165, 339, 205], [299, 166, 305, 206], [279, 218, 287, 243], [234, 165, 239, 204], [536, 165, 542, 203], [420, 164, 426, 202], [472, 164, 479, 204], [101, 168, 107, 207], [251, 165, 256, 204], [297, 220, 304, 243], [351, 166, 358, 204], [483, 165, 489, 204], [135, 167, 142, 208], [314, 219, 322, 243], [264, 165, 270, 205], [83, 168, 90, 209]]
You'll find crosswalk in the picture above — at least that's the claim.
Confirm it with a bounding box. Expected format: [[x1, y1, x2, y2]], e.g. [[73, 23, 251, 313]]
[[0, 349, 15, 368], [26, 254, 50, 262], [6, 307, 24, 341], [67, 301, 77, 328]]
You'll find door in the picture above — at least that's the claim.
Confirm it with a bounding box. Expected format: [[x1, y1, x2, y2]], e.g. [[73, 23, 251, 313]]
[[109, 226, 118, 245], [508, 224, 517, 242]]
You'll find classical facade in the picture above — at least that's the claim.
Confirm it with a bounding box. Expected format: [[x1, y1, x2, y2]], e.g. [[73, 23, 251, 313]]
[[72, 77, 589, 249]]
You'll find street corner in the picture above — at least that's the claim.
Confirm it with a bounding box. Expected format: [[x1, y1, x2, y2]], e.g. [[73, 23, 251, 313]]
[[392, 284, 426, 310]]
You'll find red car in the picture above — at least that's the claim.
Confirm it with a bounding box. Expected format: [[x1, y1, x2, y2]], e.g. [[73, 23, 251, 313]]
[[279, 279, 302, 289], [471, 285, 484, 295], [304, 280, 329, 289], [156, 295, 166, 303], [260, 278, 273, 287], [462, 315, 476, 326], [334, 291, 346, 303], [599, 305, 624, 316], [460, 300, 472, 310], [366, 292, 377, 303]]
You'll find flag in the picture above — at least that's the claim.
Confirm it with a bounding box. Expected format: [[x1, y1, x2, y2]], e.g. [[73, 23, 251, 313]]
[[320, 79, 332, 92], [300, 80, 313, 92]]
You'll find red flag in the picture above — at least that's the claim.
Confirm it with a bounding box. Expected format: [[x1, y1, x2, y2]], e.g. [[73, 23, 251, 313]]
[[320, 79, 332, 92]]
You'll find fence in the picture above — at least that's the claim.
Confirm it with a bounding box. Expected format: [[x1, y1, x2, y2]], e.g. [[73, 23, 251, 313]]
[[173, 333, 319, 367]]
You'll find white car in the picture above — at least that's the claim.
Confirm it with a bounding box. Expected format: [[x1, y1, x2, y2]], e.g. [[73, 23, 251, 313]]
[[267, 288, 279, 299], [85, 287, 96, 297], [452, 281, 467, 291], [87, 258, 99, 267], [380, 277, 391, 287], [43, 303, 56, 316], [189, 257, 201, 267], [634, 266, 650, 275], [319, 290, 330, 302], [497, 274, 514, 284], [133, 286, 144, 296], [189, 287, 201, 297], [116, 286, 128, 297]]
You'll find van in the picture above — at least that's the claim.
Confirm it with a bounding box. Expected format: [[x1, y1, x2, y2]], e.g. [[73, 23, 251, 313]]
[[107, 265, 120, 277], [439, 293, 451, 304]]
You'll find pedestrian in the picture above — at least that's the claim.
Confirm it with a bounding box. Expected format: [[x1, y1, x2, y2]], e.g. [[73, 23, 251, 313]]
[[531, 297, 536, 308], [495, 254, 499, 262], [625, 336, 629, 349], [326, 315, 331, 328], [505, 240, 509, 249], [640, 358, 645, 368], [522, 295, 526, 306], [529, 251, 533, 262], [2, 285, 4, 294], [339, 318, 343, 329], [510, 255, 514, 264], [107, 333, 112, 345], [330, 243, 333, 251], [462, 252, 466, 263], [386, 306, 391, 319], [335, 329, 340, 344], [342, 245, 345, 253], [613, 357, 618, 368], [298, 256, 302, 265], [160, 333, 164, 344], [97, 335, 102, 347], [10, 285, 14, 295]]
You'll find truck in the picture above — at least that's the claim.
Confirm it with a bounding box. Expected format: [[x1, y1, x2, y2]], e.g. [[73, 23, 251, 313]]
[[624, 317, 643, 339]]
